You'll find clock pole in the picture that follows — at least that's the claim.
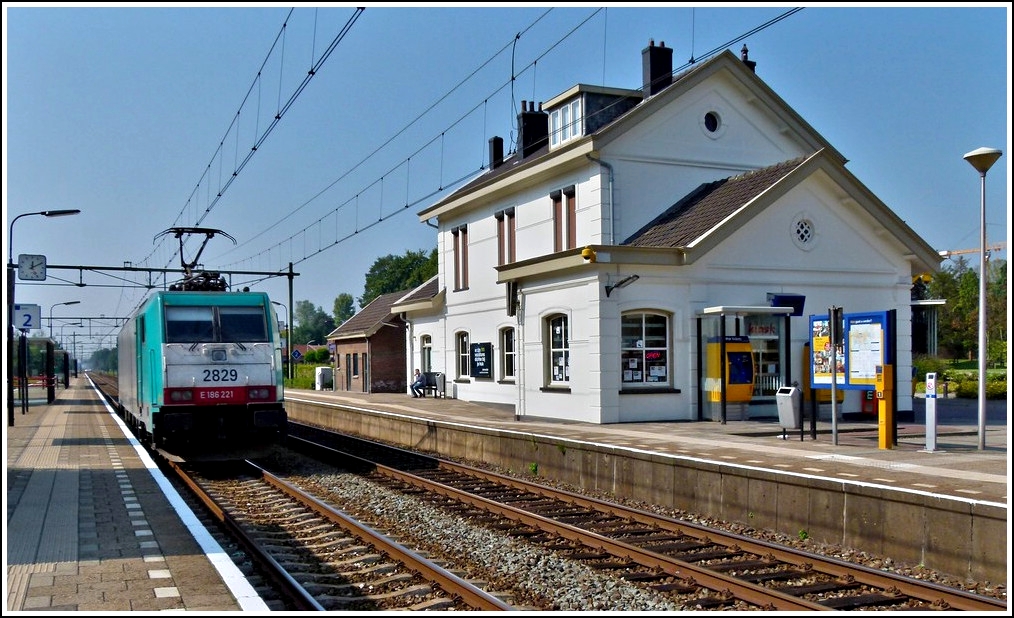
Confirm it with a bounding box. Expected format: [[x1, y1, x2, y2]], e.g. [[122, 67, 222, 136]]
[[7, 209, 82, 427], [7, 260, 15, 427]]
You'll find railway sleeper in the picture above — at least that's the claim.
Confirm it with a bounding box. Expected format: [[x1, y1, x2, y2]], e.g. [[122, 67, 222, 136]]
[[819, 590, 908, 610], [649, 580, 698, 594], [738, 568, 810, 584], [409, 597, 462, 611], [706, 558, 777, 572], [606, 527, 660, 537], [303, 572, 415, 594], [639, 540, 709, 553], [681, 548, 744, 562], [620, 571, 670, 583], [774, 579, 863, 596], [318, 583, 435, 605]]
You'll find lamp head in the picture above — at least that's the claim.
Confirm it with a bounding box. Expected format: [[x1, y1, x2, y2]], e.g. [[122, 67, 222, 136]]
[[42, 209, 81, 218], [581, 246, 597, 262], [963, 147, 1002, 175]]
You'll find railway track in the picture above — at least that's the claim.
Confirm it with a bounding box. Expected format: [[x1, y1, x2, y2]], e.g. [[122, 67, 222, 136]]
[[86, 374, 1006, 611], [170, 459, 516, 611], [283, 421, 1007, 612], [86, 372, 516, 610]]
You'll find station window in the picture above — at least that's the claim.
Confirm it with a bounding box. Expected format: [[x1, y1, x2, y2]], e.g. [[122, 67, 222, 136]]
[[452, 225, 469, 290], [495, 208, 516, 266], [500, 327, 516, 380], [550, 99, 582, 148], [551, 186, 576, 252], [620, 312, 669, 387], [420, 334, 432, 373], [456, 331, 470, 378], [545, 314, 569, 385]]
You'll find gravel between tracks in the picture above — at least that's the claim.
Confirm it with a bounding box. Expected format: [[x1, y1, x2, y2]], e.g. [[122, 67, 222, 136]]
[[306, 469, 692, 611]]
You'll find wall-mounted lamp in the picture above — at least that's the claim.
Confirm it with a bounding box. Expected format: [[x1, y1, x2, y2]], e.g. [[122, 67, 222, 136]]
[[605, 274, 639, 297], [581, 246, 597, 262]]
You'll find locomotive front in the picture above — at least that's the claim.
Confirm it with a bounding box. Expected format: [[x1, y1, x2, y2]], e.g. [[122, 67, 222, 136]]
[[146, 291, 287, 455]]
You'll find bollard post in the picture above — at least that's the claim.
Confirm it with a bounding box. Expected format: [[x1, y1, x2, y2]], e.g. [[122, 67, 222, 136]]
[[923, 372, 937, 452]]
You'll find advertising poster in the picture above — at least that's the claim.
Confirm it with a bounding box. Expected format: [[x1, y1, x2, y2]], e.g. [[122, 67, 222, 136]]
[[470, 342, 493, 379], [809, 315, 845, 388]]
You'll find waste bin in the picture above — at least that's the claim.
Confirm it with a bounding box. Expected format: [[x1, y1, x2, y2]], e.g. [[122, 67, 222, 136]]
[[776, 386, 801, 429], [314, 366, 333, 391]]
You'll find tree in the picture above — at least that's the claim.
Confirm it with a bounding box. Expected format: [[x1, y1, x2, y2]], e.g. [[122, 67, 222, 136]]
[[88, 347, 118, 372], [927, 257, 1007, 363], [985, 258, 1007, 367], [359, 248, 437, 307], [292, 300, 336, 345], [333, 292, 355, 326]]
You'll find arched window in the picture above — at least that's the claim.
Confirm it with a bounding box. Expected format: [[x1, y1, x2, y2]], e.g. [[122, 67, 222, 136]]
[[500, 327, 515, 380], [546, 314, 569, 385], [420, 334, 432, 373], [455, 331, 470, 378], [621, 312, 669, 387]]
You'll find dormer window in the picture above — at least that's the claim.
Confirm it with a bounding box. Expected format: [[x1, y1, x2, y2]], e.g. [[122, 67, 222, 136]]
[[550, 99, 582, 148]]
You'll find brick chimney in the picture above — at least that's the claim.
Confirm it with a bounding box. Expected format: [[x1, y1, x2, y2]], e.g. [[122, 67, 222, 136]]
[[741, 44, 757, 73], [642, 38, 673, 97], [517, 100, 548, 160], [489, 136, 504, 170]]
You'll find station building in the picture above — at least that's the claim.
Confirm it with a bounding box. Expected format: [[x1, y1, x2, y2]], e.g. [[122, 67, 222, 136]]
[[391, 41, 940, 424]]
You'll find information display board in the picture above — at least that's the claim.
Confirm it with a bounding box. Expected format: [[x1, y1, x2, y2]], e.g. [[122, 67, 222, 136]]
[[809, 310, 890, 390], [844, 311, 888, 388]]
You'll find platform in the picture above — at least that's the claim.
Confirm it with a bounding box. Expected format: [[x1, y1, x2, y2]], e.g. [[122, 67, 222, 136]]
[[4, 379, 265, 612], [288, 387, 1008, 505], [5, 378, 1008, 611]]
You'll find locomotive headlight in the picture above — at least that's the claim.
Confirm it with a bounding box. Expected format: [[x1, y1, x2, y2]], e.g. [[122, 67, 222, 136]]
[[168, 389, 193, 402], [211, 349, 227, 362], [248, 387, 270, 400]]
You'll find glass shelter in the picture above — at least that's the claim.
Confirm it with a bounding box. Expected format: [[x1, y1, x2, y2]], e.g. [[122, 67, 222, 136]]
[[697, 306, 796, 423]]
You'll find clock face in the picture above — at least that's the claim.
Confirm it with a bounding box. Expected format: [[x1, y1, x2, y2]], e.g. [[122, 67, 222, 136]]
[[17, 254, 47, 281]]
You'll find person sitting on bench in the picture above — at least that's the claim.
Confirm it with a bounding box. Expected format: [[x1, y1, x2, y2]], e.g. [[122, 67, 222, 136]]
[[410, 368, 426, 398]]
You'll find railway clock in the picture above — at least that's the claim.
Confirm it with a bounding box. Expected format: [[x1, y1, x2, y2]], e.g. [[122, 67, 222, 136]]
[[17, 253, 47, 281]]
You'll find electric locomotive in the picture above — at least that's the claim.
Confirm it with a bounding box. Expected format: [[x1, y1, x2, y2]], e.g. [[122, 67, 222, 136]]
[[117, 286, 287, 459]]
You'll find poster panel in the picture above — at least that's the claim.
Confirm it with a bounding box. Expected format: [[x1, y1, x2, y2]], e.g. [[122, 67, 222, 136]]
[[845, 311, 888, 387], [809, 315, 845, 388]]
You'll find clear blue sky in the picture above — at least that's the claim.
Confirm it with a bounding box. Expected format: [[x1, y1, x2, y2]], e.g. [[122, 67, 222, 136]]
[[4, 3, 1010, 356]]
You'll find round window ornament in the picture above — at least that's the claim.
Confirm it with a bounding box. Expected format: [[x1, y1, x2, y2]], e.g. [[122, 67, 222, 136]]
[[791, 214, 817, 251], [700, 110, 726, 139]]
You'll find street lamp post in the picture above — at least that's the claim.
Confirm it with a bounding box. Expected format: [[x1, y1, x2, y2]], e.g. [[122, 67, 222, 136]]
[[49, 301, 81, 337], [58, 322, 83, 349], [962, 146, 1002, 451], [271, 300, 292, 380], [7, 209, 82, 427]]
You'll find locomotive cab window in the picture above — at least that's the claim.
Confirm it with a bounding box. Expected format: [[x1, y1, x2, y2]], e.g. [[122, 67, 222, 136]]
[[165, 306, 215, 343], [220, 306, 268, 342], [165, 305, 267, 343]]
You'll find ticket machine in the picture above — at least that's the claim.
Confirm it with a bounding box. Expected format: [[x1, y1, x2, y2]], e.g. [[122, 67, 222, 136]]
[[706, 335, 755, 403], [875, 364, 894, 449]]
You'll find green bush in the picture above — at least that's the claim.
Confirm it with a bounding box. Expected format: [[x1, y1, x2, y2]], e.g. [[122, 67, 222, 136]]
[[912, 355, 953, 382], [284, 363, 317, 390], [954, 378, 1007, 399], [913, 355, 1006, 399]]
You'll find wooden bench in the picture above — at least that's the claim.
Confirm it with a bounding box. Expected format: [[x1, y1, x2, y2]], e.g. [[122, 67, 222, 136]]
[[422, 371, 445, 398]]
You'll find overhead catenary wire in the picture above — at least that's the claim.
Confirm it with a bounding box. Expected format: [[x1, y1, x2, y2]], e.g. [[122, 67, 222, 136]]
[[75, 7, 803, 328], [135, 7, 365, 288], [216, 7, 803, 279]]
